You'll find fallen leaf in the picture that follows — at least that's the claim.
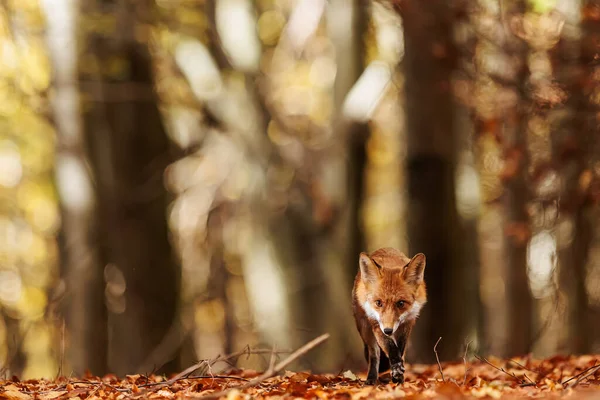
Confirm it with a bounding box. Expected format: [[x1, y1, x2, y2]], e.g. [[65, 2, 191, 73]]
[[342, 370, 358, 381], [226, 389, 241, 400], [0, 391, 32, 400], [289, 371, 310, 382], [471, 385, 503, 399], [149, 389, 174, 398], [39, 391, 68, 400]]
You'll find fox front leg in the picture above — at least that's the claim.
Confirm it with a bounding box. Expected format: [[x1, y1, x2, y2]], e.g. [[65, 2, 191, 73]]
[[389, 327, 412, 384], [373, 329, 405, 384], [384, 338, 405, 384], [365, 344, 380, 385]]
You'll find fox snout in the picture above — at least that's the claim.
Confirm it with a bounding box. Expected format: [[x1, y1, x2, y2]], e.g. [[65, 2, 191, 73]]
[[380, 312, 399, 335]]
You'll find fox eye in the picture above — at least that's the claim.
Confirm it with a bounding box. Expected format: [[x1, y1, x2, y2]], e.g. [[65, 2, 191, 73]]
[[396, 300, 405, 308], [374, 299, 383, 307]]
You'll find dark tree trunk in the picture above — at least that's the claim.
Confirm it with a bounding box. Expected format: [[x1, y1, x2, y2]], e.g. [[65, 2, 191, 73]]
[[340, 0, 369, 292], [574, 0, 600, 353], [554, 0, 600, 353], [400, 0, 466, 362], [81, 1, 180, 376], [504, 142, 532, 356], [494, 9, 532, 357]]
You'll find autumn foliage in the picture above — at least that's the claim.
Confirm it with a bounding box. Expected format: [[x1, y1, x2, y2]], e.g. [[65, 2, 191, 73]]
[[1, 355, 599, 399]]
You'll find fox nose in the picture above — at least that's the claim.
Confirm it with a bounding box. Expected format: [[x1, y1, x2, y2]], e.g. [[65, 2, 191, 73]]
[[383, 328, 393, 336]]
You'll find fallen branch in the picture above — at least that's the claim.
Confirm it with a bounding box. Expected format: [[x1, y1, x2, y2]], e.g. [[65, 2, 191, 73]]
[[171, 347, 292, 383], [198, 333, 330, 399], [563, 363, 600, 389], [132, 346, 292, 398], [433, 337, 445, 382], [137, 375, 249, 387], [508, 358, 536, 374]]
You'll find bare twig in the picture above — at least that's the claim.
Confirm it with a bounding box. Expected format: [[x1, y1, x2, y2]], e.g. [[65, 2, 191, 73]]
[[508, 358, 536, 374], [522, 373, 536, 386], [198, 333, 330, 399], [506, 359, 539, 386], [475, 355, 534, 387], [139, 375, 249, 387], [170, 359, 209, 382], [268, 344, 277, 372], [170, 347, 291, 383], [562, 363, 600, 388], [434, 337, 445, 382], [462, 340, 472, 386], [101, 382, 131, 393]]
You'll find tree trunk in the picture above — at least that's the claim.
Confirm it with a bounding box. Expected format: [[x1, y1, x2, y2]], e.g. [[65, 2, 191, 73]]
[[80, 1, 180, 375], [41, 0, 108, 376], [465, 0, 533, 357], [554, 0, 600, 353], [400, 0, 465, 362], [502, 26, 531, 353], [257, 0, 369, 372]]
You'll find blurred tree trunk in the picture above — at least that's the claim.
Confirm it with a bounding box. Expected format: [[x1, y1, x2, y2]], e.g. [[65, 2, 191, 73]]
[[399, 0, 466, 362], [328, 0, 368, 280], [553, 0, 599, 354], [501, 8, 532, 355], [41, 0, 107, 375], [80, 1, 180, 375], [327, 0, 369, 367], [466, 0, 533, 357], [576, 0, 600, 352], [251, 0, 369, 372], [452, 3, 484, 357]]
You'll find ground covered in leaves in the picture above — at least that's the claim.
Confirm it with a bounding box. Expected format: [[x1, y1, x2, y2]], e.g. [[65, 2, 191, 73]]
[[1, 355, 599, 399]]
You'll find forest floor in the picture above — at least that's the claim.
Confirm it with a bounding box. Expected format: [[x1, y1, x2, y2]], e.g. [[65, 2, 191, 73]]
[[0, 354, 599, 399]]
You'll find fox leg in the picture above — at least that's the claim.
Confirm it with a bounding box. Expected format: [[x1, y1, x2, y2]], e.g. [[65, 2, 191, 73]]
[[378, 346, 390, 373], [386, 339, 405, 383], [373, 331, 404, 384], [366, 344, 390, 374], [389, 325, 412, 384], [374, 336, 404, 384], [365, 343, 380, 385]]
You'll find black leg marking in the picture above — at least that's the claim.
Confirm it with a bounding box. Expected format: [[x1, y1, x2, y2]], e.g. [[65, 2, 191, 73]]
[[387, 337, 405, 384]]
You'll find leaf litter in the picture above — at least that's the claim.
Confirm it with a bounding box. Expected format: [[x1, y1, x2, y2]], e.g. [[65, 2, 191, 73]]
[[1, 354, 599, 399]]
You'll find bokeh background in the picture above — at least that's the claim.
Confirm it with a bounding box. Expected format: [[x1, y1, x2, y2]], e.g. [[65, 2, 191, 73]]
[[0, 0, 599, 379]]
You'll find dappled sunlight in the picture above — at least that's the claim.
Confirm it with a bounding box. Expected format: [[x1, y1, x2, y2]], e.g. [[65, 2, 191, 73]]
[[0, 1, 59, 379], [527, 230, 557, 299], [0, 1, 598, 394]]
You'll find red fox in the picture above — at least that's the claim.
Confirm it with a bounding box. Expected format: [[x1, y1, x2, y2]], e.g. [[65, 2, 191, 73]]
[[352, 247, 427, 385]]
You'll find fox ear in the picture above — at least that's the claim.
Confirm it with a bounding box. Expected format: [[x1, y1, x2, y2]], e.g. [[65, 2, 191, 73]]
[[359, 252, 381, 283], [404, 253, 426, 285]]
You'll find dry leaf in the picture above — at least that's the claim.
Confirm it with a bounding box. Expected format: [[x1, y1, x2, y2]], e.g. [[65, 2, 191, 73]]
[[0, 391, 32, 400], [342, 370, 358, 381], [39, 391, 68, 400], [0, 355, 599, 399]]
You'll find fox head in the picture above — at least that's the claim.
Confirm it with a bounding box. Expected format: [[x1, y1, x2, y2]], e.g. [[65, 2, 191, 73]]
[[358, 248, 427, 336]]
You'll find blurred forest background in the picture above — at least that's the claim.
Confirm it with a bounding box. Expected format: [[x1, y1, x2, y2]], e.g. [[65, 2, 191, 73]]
[[0, 0, 599, 380]]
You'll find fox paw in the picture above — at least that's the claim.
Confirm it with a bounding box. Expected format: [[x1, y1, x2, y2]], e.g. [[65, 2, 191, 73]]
[[391, 364, 405, 384], [365, 377, 378, 385]]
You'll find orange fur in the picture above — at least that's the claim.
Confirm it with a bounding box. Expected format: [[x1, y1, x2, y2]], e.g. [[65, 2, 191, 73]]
[[352, 247, 427, 385]]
